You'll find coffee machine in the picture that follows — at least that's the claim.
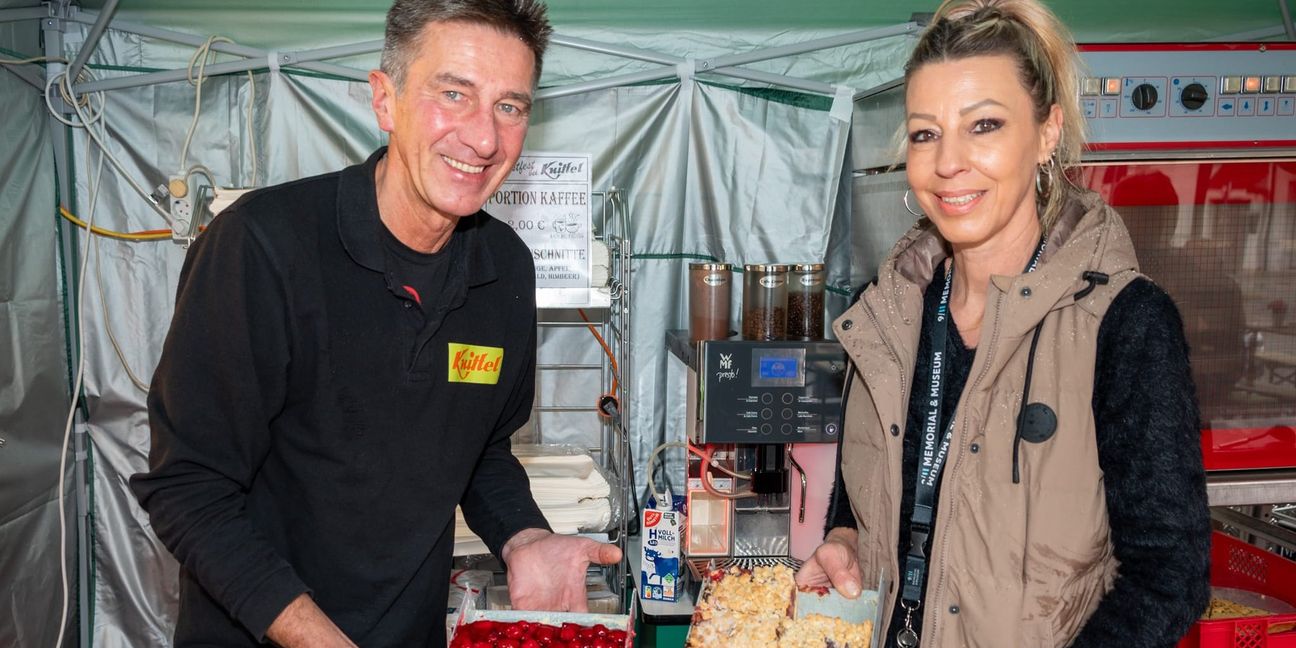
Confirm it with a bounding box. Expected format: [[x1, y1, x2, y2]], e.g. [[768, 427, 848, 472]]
[[664, 330, 848, 575]]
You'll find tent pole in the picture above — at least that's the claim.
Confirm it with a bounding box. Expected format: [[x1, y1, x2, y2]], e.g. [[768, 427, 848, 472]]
[[1279, 0, 1295, 40], [0, 6, 48, 23], [539, 24, 917, 100], [551, 34, 849, 98], [42, 13, 89, 648], [536, 67, 677, 100], [705, 23, 919, 72], [74, 420, 91, 648], [854, 77, 904, 101], [2, 60, 45, 90], [59, 16, 910, 108], [711, 67, 836, 96], [1207, 25, 1287, 41], [69, 10, 369, 81], [74, 38, 381, 94], [551, 35, 680, 66], [65, 0, 116, 88]]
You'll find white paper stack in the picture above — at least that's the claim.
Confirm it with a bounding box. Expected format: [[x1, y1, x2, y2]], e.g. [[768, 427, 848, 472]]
[[453, 447, 614, 556]]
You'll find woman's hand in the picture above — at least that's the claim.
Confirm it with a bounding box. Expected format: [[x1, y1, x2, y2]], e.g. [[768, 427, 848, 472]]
[[794, 527, 863, 598]]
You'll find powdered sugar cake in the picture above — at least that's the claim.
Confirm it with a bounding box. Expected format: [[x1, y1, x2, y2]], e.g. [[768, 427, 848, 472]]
[[687, 565, 874, 648]]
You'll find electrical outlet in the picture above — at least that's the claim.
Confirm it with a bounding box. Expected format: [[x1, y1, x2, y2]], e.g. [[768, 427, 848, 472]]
[[170, 197, 194, 242]]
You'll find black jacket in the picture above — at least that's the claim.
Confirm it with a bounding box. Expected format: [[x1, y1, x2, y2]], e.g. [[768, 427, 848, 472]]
[[131, 148, 549, 647]]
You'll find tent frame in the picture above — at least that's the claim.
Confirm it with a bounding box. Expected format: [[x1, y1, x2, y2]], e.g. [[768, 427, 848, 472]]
[[3, 4, 921, 98]]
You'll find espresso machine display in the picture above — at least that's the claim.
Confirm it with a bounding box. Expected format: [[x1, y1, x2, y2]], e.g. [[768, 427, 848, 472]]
[[666, 331, 847, 444]]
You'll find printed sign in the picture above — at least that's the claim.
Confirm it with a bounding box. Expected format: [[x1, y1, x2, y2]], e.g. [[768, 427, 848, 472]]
[[486, 153, 593, 307]]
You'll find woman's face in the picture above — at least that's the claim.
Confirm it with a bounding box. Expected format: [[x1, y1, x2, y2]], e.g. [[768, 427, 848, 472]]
[[904, 55, 1061, 251]]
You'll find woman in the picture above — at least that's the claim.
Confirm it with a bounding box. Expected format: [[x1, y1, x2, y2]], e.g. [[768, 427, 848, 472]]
[[795, 1, 1211, 646]]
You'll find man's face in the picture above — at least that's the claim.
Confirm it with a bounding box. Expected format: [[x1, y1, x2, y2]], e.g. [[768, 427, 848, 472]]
[[371, 20, 536, 221]]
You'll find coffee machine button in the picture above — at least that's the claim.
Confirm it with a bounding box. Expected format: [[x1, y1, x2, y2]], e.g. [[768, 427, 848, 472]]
[[760, 409, 773, 420], [760, 424, 773, 435], [781, 393, 795, 404], [781, 424, 793, 435], [761, 393, 774, 404]]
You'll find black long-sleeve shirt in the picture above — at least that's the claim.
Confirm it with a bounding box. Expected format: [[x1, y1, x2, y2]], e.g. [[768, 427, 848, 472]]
[[131, 149, 549, 647], [828, 265, 1211, 648]]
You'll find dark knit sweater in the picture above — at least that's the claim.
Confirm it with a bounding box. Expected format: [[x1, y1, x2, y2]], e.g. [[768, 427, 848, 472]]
[[827, 266, 1211, 648]]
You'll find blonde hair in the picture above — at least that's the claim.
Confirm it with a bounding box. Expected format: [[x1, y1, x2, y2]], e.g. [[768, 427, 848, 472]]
[[904, 0, 1086, 232]]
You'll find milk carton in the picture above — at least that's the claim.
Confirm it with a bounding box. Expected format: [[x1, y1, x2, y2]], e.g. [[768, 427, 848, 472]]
[[641, 492, 685, 602]]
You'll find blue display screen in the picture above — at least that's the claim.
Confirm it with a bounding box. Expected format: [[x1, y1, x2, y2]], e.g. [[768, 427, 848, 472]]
[[759, 356, 800, 379]]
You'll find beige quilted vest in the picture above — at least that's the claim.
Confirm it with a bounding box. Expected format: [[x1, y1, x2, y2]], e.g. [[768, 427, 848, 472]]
[[834, 192, 1141, 647]]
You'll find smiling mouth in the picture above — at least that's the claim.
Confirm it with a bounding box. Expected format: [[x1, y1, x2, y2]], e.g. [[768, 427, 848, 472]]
[[940, 191, 985, 206], [442, 155, 485, 175]]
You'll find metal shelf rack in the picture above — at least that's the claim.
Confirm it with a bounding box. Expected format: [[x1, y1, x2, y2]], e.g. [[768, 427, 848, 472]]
[[533, 187, 633, 605]]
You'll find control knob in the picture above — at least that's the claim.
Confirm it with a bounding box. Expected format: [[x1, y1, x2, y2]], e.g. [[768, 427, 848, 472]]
[[1180, 82, 1208, 110], [1131, 83, 1159, 111]]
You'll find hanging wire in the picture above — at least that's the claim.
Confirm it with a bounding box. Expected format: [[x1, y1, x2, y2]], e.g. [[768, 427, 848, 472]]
[[178, 36, 234, 175], [0, 55, 68, 65], [54, 70, 175, 225], [59, 207, 173, 241], [577, 308, 621, 393]]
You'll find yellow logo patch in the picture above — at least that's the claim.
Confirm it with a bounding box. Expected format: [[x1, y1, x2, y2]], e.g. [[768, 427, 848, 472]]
[[448, 343, 504, 385]]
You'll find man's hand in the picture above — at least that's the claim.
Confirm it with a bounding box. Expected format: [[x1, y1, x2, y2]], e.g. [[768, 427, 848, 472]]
[[265, 594, 358, 648], [794, 527, 863, 598], [501, 528, 623, 612]]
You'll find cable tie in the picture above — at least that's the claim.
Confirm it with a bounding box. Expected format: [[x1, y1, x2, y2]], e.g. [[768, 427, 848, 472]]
[[267, 51, 281, 74]]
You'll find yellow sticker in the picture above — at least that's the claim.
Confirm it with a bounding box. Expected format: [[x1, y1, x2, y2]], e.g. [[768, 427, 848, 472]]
[[447, 343, 504, 385]]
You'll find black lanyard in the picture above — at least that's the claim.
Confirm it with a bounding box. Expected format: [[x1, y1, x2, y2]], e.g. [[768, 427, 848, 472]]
[[896, 238, 1046, 646]]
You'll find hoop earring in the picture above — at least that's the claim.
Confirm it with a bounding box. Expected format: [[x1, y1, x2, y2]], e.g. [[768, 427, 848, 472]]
[[1035, 157, 1056, 199], [903, 189, 923, 217]]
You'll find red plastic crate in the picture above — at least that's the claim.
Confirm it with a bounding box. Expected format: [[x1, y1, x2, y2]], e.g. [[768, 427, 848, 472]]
[[1202, 427, 1296, 471], [1178, 532, 1296, 648]]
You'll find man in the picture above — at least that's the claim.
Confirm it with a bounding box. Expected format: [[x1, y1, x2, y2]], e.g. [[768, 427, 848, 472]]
[[130, 1, 620, 645]]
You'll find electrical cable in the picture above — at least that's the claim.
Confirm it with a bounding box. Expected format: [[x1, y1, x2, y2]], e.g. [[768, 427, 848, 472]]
[[245, 71, 258, 186], [94, 238, 151, 393], [178, 36, 234, 176], [646, 441, 757, 500], [53, 123, 108, 648], [0, 55, 67, 65], [55, 71, 175, 226], [45, 67, 103, 128], [708, 459, 752, 481], [577, 308, 620, 393], [576, 308, 623, 420], [185, 164, 218, 188], [688, 443, 756, 500], [59, 207, 172, 241], [647, 441, 687, 498]]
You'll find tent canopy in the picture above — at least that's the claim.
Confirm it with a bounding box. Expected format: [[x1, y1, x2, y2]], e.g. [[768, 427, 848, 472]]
[[66, 0, 1294, 46]]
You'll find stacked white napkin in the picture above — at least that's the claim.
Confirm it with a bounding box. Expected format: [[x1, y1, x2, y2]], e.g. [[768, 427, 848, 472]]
[[453, 448, 614, 556]]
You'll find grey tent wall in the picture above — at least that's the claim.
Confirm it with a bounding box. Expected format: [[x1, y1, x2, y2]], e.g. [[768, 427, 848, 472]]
[[6, 8, 921, 644], [53, 39, 869, 646], [0, 18, 77, 648]]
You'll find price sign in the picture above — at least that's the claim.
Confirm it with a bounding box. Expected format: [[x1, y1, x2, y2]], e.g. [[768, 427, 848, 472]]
[[486, 153, 593, 307]]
